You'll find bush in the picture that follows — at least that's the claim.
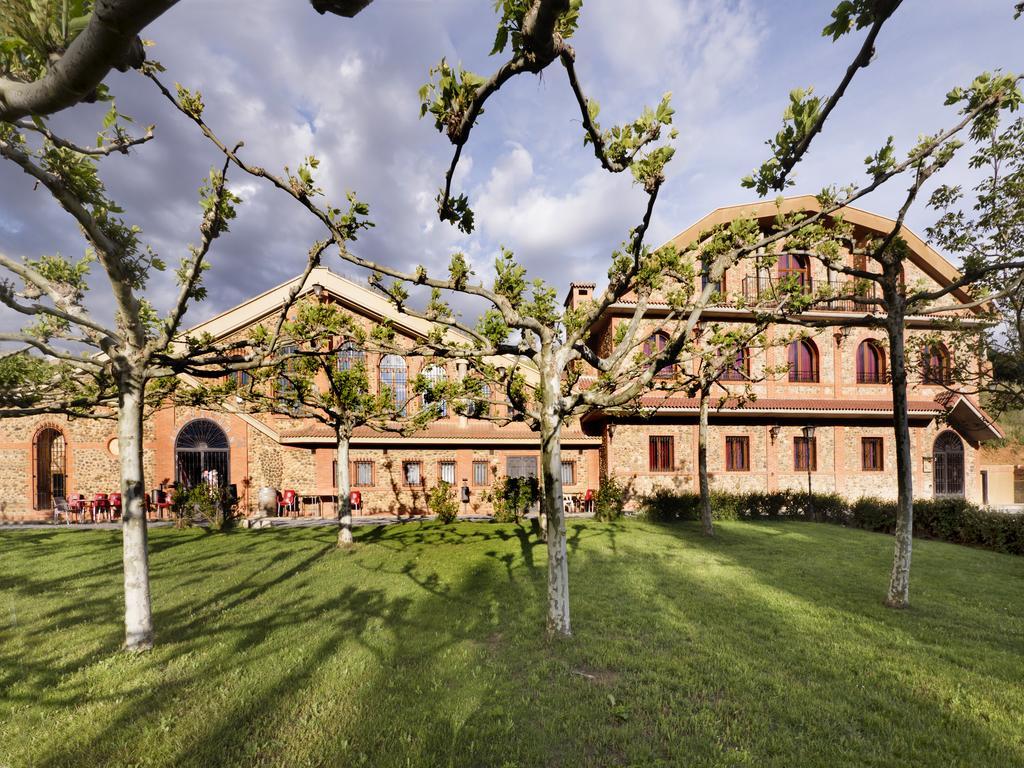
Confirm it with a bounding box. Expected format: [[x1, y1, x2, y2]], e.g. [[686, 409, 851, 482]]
[[849, 497, 897, 533], [636, 486, 1024, 557], [427, 481, 459, 524], [490, 476, 539, 523], [172, 485, 237, 531], [593, 476, 625, 521]]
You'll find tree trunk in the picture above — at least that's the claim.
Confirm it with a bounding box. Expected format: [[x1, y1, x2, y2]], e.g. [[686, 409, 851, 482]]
[[885, 311, 914, 608], [698, 385, 714, 536], [336, 432, 353, 547], [119, 373, 153, 651], [540, 372, 570, 636]]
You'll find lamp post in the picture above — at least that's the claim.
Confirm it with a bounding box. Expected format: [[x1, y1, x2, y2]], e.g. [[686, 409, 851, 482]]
[[801, 424, 816, 520]]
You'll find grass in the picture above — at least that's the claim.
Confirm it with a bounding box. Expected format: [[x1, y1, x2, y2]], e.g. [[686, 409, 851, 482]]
[[1, 519, 1022, 767]]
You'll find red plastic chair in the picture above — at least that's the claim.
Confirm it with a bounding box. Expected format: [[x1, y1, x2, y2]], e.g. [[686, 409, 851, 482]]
[[151, 490, 174, 520], [278, 489, 298, 517], [91, 493, 110, 522], [68, 494, 86, 524], [108, 492, 122, 519]]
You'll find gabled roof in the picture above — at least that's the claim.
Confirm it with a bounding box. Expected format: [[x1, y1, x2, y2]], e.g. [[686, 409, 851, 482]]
[[661, 195, 985, 315], [182, 266, 446, 344]]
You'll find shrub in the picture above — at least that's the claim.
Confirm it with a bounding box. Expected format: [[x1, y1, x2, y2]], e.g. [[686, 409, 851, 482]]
[[850, 497, 897, 533], [636, 485, 1024, 557], [172, 485, 237, 531], [593, 476, 625, 521], [490, 476, 539, 523], [427, 481, 459, 524]]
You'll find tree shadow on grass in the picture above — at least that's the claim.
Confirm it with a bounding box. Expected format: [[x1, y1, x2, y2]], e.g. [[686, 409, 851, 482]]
[[5, 521, 1022, 767]]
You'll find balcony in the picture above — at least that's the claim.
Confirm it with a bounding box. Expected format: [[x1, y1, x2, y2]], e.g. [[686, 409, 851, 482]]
[[741, 275, 811, 304], [736, 276, 879, 312], [821, 280, 880, 312]]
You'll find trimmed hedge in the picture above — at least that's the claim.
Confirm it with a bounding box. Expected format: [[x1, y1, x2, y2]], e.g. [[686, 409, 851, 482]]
[[638, 489, 1024, 556]]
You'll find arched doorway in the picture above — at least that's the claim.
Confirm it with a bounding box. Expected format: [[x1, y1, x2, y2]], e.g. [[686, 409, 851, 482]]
[[34, 428, 66, 509], [933, 431, 964, 497], [175, 419, 229, 488]]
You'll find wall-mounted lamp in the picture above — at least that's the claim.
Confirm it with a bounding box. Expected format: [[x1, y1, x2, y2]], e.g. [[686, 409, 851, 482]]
[[833, 327, 851, 347], [311, 283, 327, 302], [769, 425, 781, 443]]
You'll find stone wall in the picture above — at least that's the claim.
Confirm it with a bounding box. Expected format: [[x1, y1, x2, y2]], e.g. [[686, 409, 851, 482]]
[[605, 419, 984, 507], [0, 413, 155, 521]]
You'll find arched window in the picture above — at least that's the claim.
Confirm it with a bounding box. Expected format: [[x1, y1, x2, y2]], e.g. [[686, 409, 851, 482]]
[[856, 340, 886, 384], [422, 364, 448, 417], [379, 355, 407, 415], [276, 344, 299, 408], [921, 343, 951, 384], [701, 260, 723, 297], [778, 253, 811, 291], [788, 339, 819, 382], [643, 331, 675, 377], [34, 427, 66, 509], [336, 341, 364, 372], [466, 382, 491, 418], [175, 419, 229, 488], [720, 347, 750, 381]]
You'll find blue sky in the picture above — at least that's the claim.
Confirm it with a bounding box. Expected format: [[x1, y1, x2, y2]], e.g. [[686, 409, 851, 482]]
[[2, 0, 1023, 330]]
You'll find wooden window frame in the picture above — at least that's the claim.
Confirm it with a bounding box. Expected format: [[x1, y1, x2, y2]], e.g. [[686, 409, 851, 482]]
[[644, 332, 676, 378], [402, 460, 423, 486], [861, 437, 884, 471], [560, 460, 576, 486], [720, 347, 750, 382], [725, 436, 750, 472], [438, 460, 457, 486], [793, 436, 817, 472], [472, 460, 490, 487], [352, 459, 375, 487], [648, 436, 675, 472], [788, 339, 820, 383]]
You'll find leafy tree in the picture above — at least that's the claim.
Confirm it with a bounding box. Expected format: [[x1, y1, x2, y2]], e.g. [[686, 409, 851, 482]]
[[928, 116, 1024, 419], [0, 0, 373, 121], [0, 104, 370, 649], [155, 0, 930, 635], [217, 301, 424, 546], [751, 74, 1024, 608]]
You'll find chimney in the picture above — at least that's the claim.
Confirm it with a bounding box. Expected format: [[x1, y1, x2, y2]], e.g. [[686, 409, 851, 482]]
[[563, 282, 596, 310]]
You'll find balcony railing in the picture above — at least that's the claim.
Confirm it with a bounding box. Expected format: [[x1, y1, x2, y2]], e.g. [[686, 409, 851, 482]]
[[788, 369, 820, 383], [822, 280, 880, 312], [733, 276, 880, 313], [741, 275, 812, 304], [856, 370, 890, 384]]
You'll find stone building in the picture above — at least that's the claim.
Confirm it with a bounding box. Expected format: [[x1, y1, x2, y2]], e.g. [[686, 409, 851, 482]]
[[0, 197, 1007, 521], [584, 197, 1003, 507]]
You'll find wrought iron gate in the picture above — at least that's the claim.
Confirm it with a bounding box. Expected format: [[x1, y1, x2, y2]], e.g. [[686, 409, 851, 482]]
[[175, 419, 230, 488], [933, 431, 964, 497]]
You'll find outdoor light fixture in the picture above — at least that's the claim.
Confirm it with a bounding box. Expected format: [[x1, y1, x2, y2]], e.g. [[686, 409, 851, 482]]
[[801, 425, 816, 519], [311, 283, 327, 301]]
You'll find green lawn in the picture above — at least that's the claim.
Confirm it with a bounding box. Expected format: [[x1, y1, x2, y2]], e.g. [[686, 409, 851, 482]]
[[1, 520, 1022, 767]]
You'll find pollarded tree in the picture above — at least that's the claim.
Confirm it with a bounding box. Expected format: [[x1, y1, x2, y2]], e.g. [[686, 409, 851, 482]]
[[927, 116, 1024, 418], [212, 301, 430, 546], [155, 0, 946, 635], [746, 75, 1024, 608], [0, 107, 371, 649], [0, 0, 373, 121]]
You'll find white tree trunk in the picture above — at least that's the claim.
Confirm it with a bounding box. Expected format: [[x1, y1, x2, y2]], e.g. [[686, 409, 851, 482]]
[[885, 313, 914, 608], [540, 372, 570, 636], [119, 374, 153, 650], [698, 386, 714, 537], [336, 432, 353, 547]]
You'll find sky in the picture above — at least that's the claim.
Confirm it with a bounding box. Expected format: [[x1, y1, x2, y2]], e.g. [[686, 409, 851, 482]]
[[2, 0, 1023, 332]]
